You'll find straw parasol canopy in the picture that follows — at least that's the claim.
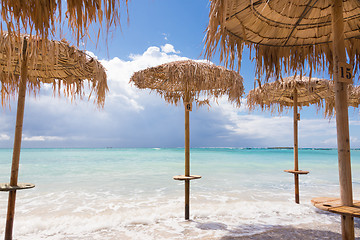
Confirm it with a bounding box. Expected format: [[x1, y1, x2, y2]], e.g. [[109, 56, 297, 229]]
[[130, 59, 244, 220], [247, 75, 331, 204], [130, 60, 244, 107], [247, 76, 332, 113], [205, 0, 360, 80], [325, 84, 360, 117], [0, 0, 128, 44], [205, 1, 359, 238], [0, 33, 107, 107], [0, 33, 107, 240]]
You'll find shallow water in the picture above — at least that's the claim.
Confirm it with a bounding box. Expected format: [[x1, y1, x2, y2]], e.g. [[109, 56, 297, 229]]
[[0, 148, 360, 239]]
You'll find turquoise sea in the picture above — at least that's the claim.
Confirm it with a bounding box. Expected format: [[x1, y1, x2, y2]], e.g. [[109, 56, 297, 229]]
[[1, 148, 360, 239]]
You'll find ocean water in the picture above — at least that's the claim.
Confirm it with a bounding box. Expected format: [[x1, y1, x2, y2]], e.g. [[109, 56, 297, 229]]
[[0, 148, 360, 239]]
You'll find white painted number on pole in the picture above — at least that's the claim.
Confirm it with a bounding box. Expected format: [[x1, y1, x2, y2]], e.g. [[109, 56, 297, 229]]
[[339, 62, 353, 83], [185, 102, 192, 111]]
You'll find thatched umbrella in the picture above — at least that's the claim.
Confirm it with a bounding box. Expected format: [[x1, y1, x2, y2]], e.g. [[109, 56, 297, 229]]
[[325, 84, 360, 117], [0, 33, 107, 240], [0, 0, 128, 44], [205, 1, 359, 238], [130, 60, 244, 220], [247, 76, 332, 204]]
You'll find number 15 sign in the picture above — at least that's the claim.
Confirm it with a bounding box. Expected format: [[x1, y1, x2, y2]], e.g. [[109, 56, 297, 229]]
[[338, 62, 353, 84]]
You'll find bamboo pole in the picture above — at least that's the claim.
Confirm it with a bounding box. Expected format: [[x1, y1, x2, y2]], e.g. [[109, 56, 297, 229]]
[[5, 38, 28, 240], [184, 92, 190, 220], [293, 89, 300, 204], [332, 1, 354, 239]]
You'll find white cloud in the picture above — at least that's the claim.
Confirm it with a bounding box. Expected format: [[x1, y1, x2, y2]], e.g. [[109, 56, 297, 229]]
[[85, 51, 98, 60], [162, 33, 168, 41], [320, 132, 359, 147], [1, 43, 359, 148], [23, 135, 64, 141], [213, 99, 290, 139], [0, 134, 10, 140], [209, 99, 342, 147], [161, 44, 180, 54], [226, 114, 292, 141], [100, 44, 187, 112], [0, 44, 191, 148], [350, 120, 360, 126], [321, 137, 337, 146], [299, 119, 336, 137], [351, 136, 359, 144]]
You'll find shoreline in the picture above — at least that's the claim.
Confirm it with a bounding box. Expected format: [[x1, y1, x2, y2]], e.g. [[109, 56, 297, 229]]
[[1, 147, 360, 150]]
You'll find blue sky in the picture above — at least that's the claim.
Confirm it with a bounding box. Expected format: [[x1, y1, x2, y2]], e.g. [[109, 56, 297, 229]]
[[0, 0, 359, 148]]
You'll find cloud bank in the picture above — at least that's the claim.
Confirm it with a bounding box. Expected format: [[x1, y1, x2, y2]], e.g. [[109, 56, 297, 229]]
[[0, 44, 358, 148]]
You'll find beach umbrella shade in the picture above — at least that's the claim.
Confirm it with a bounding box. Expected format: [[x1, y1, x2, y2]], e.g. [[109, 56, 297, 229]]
[[247, 76, 332, 204], [205, 1, 360, 238], [0, 0, 128, 44], [325, 84, 360, 117], [130, 60, 244, 220], [0, 33, 107, 240]]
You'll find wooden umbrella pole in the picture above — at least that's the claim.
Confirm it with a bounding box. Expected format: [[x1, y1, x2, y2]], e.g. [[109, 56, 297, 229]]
[[5, 38, 28, 240], [332, 1, 354, 239], [293, 89, 300, 204], [184, 92, 190, 220], [185, 104, 190, 177]]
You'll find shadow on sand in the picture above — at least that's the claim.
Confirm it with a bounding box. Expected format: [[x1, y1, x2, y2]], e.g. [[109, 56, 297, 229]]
[[219, 227, 345, 240], [195, 220, 360, 240], [195, 211, 360, 239]]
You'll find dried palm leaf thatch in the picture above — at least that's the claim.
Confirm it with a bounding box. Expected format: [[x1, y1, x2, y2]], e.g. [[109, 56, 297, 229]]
[[0, 33, 107, 107], [324, 84, 360, 117], [0, 0, 128, 44], [247, 76, 332, 114], [205, 0, 360, 81], [130, 60, 244, 107]]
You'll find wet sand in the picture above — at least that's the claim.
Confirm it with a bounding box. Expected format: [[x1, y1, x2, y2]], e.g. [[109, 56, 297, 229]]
[[220, 227, 344, 240]]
